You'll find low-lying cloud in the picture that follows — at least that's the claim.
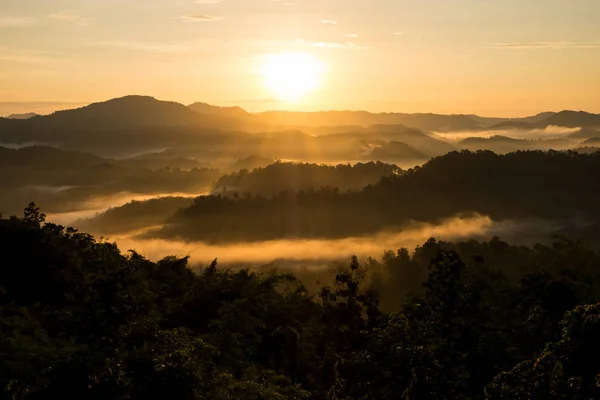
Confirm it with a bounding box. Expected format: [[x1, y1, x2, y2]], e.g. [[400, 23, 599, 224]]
[[180, 14, 222, 22], [82, 214, 568, 268]]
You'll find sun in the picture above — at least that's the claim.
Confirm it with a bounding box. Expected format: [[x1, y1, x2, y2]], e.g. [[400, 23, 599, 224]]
[[262, 52, 324, 101]]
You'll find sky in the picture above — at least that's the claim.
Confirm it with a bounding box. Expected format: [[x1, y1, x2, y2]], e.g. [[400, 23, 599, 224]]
[[1, 0, 600, 117]]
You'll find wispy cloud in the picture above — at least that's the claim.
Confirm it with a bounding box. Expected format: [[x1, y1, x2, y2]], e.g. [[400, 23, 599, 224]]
[[195, 0, 223, 3], [312, 41, 345, 48], [393, 32, 404, 36], [487, 41, 600, 49], [321, 20, 338, 25], [311, 41, 371, 50], [89, 41, 195, 54], [227, 97, 283, 104], [0, 47, 67, 65], [345, 33, 358, 38], [0, 16, 36, 27], [48, 11, 91, 26], [180, 14, 222, 22]]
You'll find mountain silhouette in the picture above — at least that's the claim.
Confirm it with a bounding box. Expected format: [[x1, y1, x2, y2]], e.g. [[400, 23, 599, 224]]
[[6, 112, 40, 120], [188, 102, 250, 119], [459, 135, 572, 153], [368, 141, 429, 161], [489, 110, 600, 131], [545, 110, 600, 128], [40, 95, 208, 129], [255, 110, 488, 132]]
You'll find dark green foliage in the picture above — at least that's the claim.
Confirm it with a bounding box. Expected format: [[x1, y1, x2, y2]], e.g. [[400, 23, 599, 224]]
[[2, 205, 600, 399], [158, 150, 600, 243], [212, 161, 402, 196]]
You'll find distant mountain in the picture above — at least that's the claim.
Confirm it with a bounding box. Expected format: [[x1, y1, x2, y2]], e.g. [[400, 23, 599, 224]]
[[0, 145, 105, 169], [459, 135, 574, 154], [188, 102, 250, 119], [255, 110, 487, 132], [368, 141, 429, 162], [41, 95, 207, 129], [545, 111, 600, 128], [581, 137, 600, 146], [0, 96, 247, 136], [315, 125, 456, 157], [468, 112, 556, 127], [6, 112, 40, 119], [490, 110, 600, 131], [226, 155, 275, 172]]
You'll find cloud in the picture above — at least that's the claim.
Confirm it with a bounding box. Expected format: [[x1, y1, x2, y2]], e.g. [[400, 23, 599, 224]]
[[0, 16, 36, 27], [227, 97, 283, 104], [393, 32, 404, 36], [345, 33, 358, 38], [88, 214, 506, 265], [320, 20, 338, 25], [487, 41, 600, 49], [0, 47, 67, 65], [311, 41, 371, 50], [195, 0, 223, 3], [48, 11, 91, 26], [89, 40, 195, 54], [312, 41, 344, 48], [180, 14, 222, 22]]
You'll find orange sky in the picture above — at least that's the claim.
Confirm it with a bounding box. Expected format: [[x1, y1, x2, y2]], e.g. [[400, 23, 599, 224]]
[[1, 0, 600, 117]]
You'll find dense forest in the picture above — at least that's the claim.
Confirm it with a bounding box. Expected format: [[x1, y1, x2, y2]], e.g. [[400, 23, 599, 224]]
[[156, 150, 600, 243], [212, 161, 402, 196], [2, 204, 599, 399], [3, 97, 600, 399]]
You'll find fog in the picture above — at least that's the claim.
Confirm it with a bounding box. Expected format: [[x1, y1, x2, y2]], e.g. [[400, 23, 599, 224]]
[[434, 125, 581, 141], [45, 192, 202, 226], [79, 214, 568, 269]]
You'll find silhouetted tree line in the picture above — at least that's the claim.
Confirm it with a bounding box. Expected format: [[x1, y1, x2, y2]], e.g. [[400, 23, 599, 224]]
[[0, 146, 222, 215], [212, 161, 402, 197], [158, 150, 600, 243], [2, 204, 600, 399]]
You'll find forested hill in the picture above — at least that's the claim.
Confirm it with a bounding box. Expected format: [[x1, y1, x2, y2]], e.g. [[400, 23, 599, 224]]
[[2, 205, 600, 398], [212, 161, 402, 196], [157, 150, 600, 242]]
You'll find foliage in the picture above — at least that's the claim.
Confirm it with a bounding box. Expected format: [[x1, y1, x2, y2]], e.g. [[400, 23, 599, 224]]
[[2, 204, 600, 399]]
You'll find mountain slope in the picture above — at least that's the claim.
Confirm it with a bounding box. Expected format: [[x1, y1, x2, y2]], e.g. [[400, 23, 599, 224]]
[[6, 112, 40, 120], [188, 102, 250, 119]]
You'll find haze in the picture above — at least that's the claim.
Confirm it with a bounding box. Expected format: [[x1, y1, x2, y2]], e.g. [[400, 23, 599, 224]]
[[2, 0, 600, 116]]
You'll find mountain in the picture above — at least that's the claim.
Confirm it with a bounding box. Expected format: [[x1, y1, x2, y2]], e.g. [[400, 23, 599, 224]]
[[315, 125, 456, 157], [490, 110, 600, 131], [581, 137, 600, 147], [544, 111, 600, 128], [0, 145, 105, 169], [468, 112, 556, 127], [188, 102, 250, 119], [40, 95, 208, 129], [6, 112, 40, 119], [368, 141, 429, 161], [458, 135, 572, 154], [255, 110, 487, 132], [0, 96, 247, 136]]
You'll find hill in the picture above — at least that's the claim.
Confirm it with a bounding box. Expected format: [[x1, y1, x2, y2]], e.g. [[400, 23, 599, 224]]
[[6, 112, 40, 119], [212, 161, 402, 196], [75, 196, 194, 235], [255, 110, 487, 132], [188, 102, 250, 119], [155, 150, 600, 243], [458, 135, 572, 153], [36, 95, 208, 129], [581, 137, 600, 146], [367, 141, 429, 162], [545, 110, 600, 128], [490, 110, 600, 131]]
